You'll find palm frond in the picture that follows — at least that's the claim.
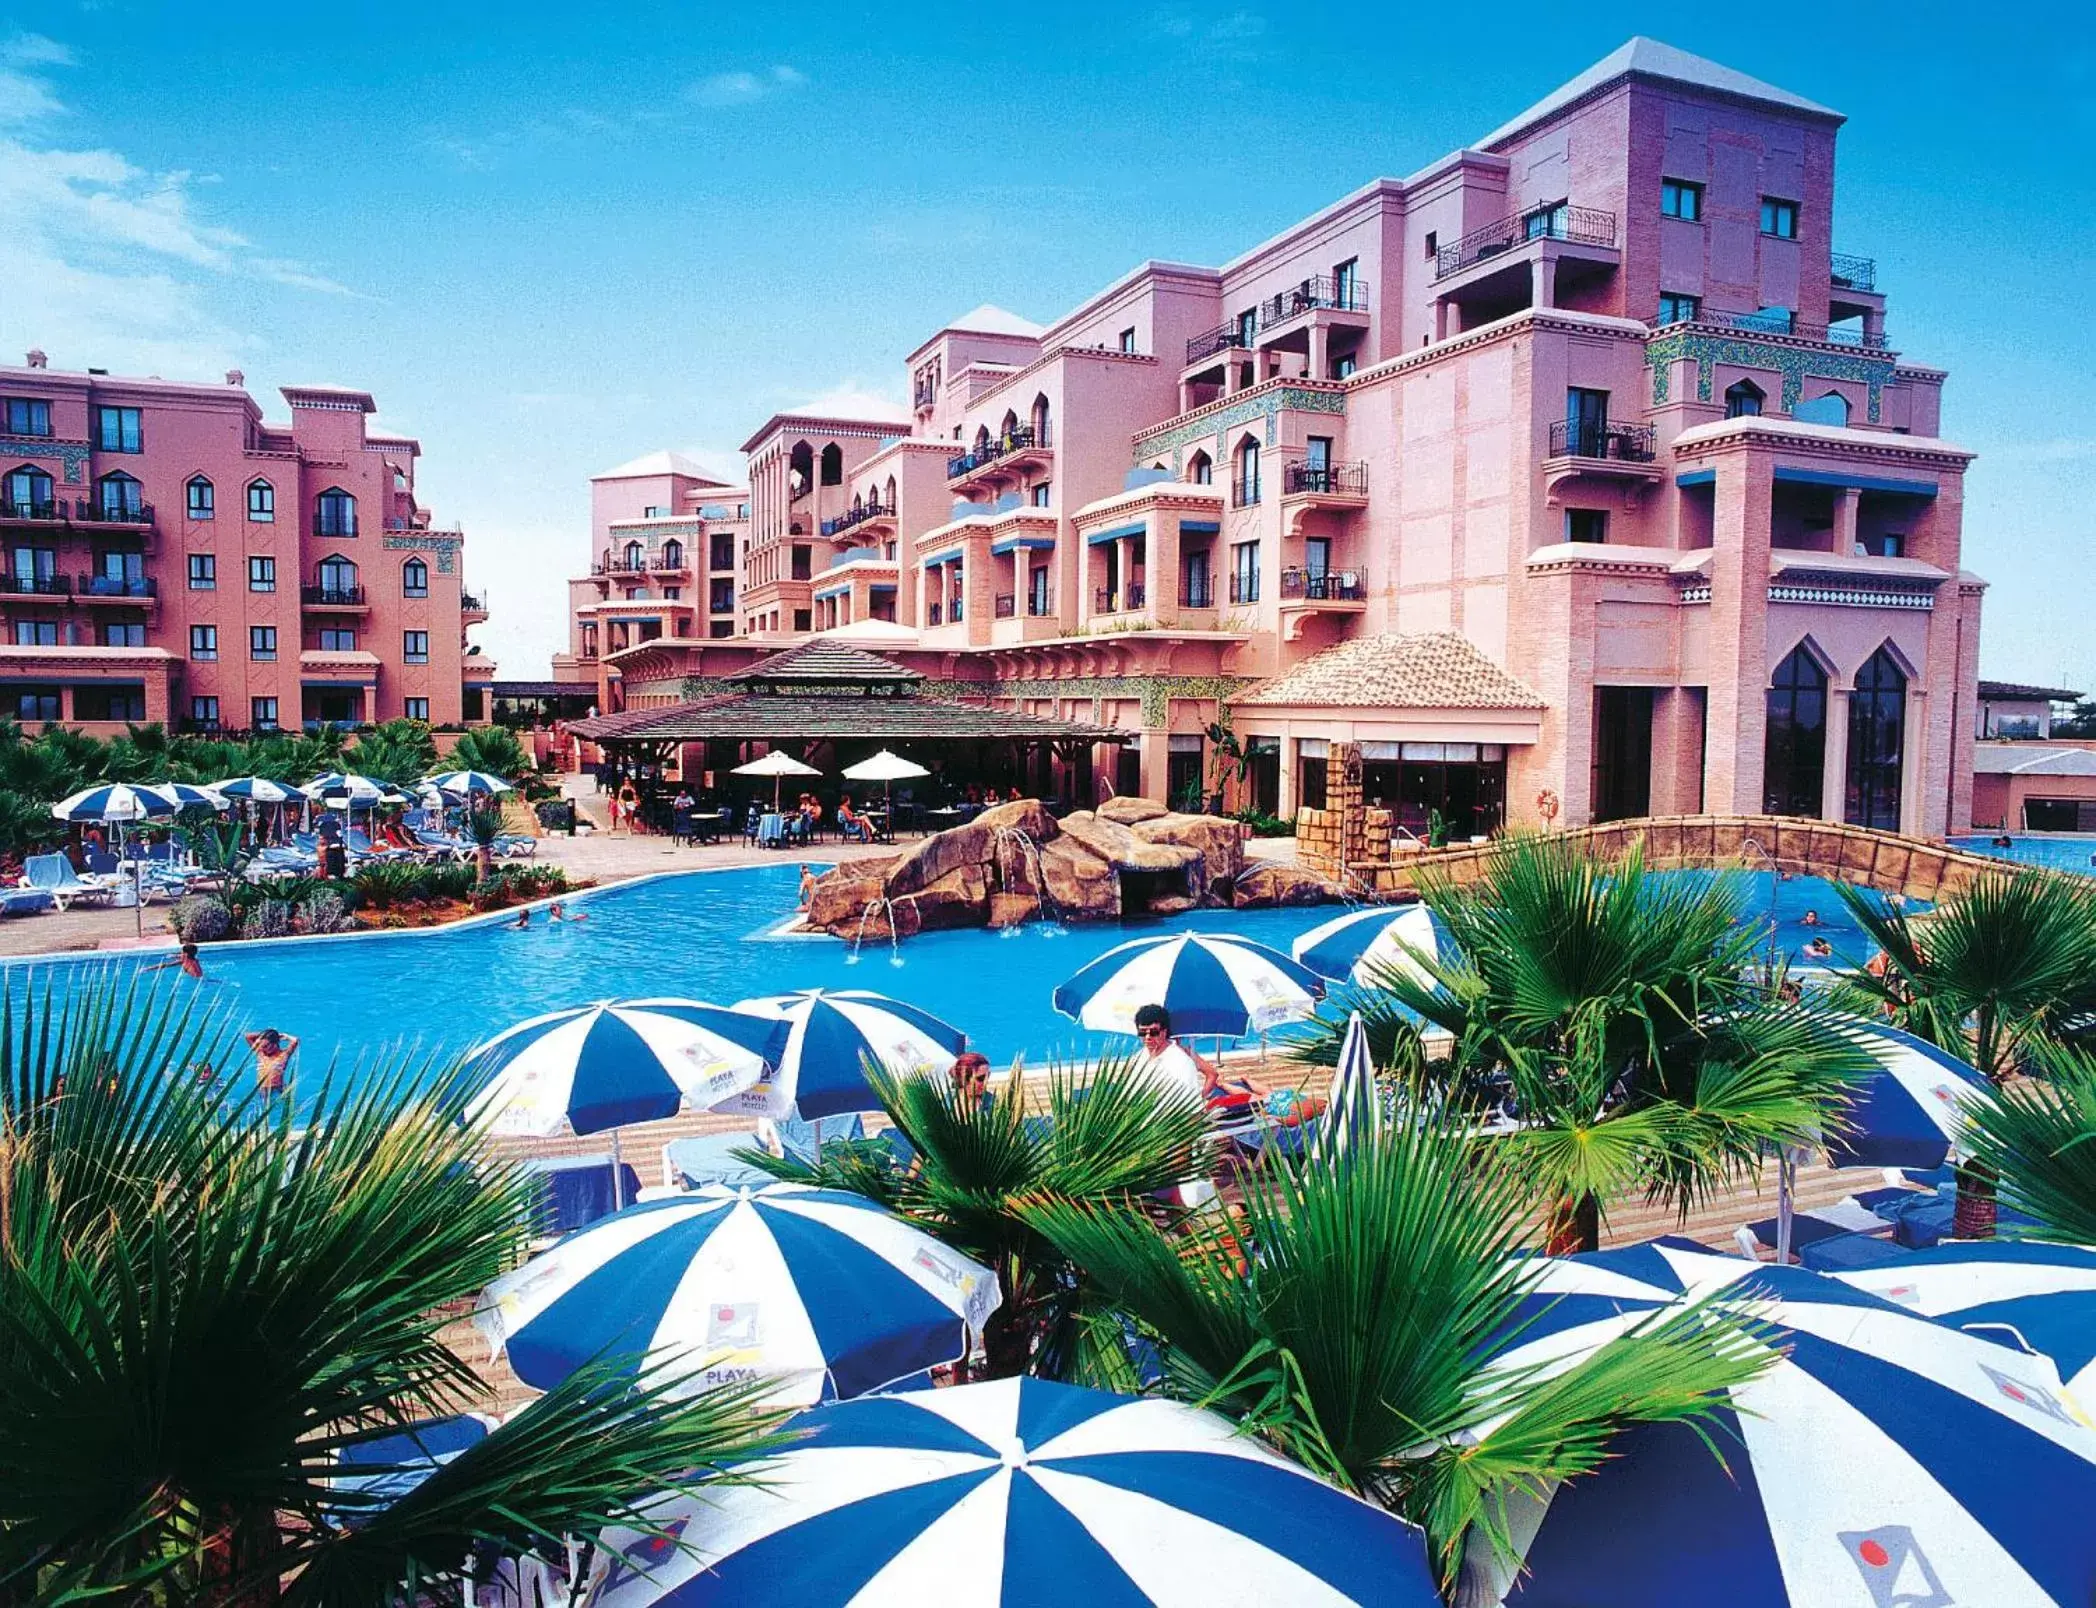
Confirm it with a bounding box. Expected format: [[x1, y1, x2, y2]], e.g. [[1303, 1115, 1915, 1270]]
[[1959, 1043, 2096, 1244]]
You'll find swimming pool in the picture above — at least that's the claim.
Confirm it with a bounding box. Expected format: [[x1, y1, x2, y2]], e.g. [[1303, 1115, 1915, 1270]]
[[9, 863, 1884, 1086], [1949, 834, 2096, 876]]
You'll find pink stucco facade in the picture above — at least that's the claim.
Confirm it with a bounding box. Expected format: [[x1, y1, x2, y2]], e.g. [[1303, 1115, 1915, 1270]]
[[0, 357, 491, 735], [571, 39, 1983, 839]]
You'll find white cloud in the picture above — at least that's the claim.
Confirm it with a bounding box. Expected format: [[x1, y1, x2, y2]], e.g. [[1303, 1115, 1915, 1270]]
[[0, 31, 73, 122], [1146, 7, 1266, 62], [687, 64, 807, 107], [780, 381, 911, 424]]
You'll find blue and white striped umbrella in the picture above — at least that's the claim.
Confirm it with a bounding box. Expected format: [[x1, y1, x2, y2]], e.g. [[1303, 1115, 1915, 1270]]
[[331, 1413, 493, 1513], [463, 999, 788, 1137], [302, 771, 387, 804], [139, 780, 227, 811], [1826, 1019, 1994, 1169], [1052, 933, 1324, 1038], [1467, 1237, 2096, 1607], [716, 988, 965, 1121], [1836, 1240, 2096, 1410], [1311, 1010, 1379, 1166], [474, 1182, 1000, 1407], [577, 1377, 1440, 1606], [50, 783, 176, 823], [214, 775, 301, 804], [427, 768, 513, 796], [1290, 901, 1457, 987]]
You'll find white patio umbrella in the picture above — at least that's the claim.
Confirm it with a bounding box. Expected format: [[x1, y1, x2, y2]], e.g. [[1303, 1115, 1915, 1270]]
[[51, 783, 176, 936], [732, 750, 821, 812], [842, 748, 929, 823], [139, 781, 227, 812]]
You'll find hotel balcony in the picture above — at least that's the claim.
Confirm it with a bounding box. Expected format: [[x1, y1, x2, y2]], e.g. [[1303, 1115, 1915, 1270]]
[[1652, 307, 1889, 351], [1279, 459, 1369, 530], [75, 574, 158, 612], [1431, 204, 1619, 332], [820, 500, 896, 540], [1436, 204, 1616, 279], [1277, 567, 1367, 639], [946, 426, 1052, 497], [0, 573, 71, 597], [1828, 250, 1885, 335], [0, 497, 65, 527], [300, 583, 370, 612], [1094, 583, 1146, 616], [461, 590, 489, 624], [1830, 252, 1877, 295], [1251, 275, 1371, 376], [990, 590, 1059, 645], [1543, 420, 1661, 505]]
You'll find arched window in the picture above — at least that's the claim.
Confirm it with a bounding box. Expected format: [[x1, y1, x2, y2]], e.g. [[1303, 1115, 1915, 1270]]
[[314, 486, 356, 537], [1031, 393, 1050, 445], [402, 557, 429, 597], [850, 492, 864, 518], [317, 554, 359, 599], [999, 408, 1019, 445], [185, 475, 214, 519], [973, 424, 991, 457], [96, 471, 142, 521], [883, 475, 896, 511], [247, 479, 274, 521], [1846, 648, 1908, 830], [1725, 380, 1764, 419], [1187, 450, 1213, 486], [1762, 645, 1828, 817], [623, 540, 645, 571], [2, 465, 52, 517], [661, 538, 684, 569], [819, 443, 843, 485], [1793, 390, 1852, 427], [788, 440, 814, 495], [1235, 438, 1261, 505]]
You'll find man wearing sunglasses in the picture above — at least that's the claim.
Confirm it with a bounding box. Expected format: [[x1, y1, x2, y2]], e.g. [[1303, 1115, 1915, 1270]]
[[1130, 1003, 1218, 1099]]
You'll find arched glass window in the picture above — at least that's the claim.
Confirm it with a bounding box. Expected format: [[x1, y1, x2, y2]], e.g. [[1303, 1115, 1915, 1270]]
[[973, 425, 991, 457], [402, 557, 429, 597], [623, 540, 645, 570], [660, 538, 683, 569], [314, 487, 356, 537], [883, 475, 896, 511], [1187, 451, 1213, 486], [788, 441, 813, 495], [1725, 380, 1764, 419], [819, 443, 843, 485], [999, 409, 1019, 445], [185, 475, 214, 519], [1235, 439, 1261, 505], [1793, 390, 1852, 427], [96, 471, 142, 520], [1846, 648, 1908, 830], [247, 479, 274, 521], [317, 554, 359, 599], [1031, 393, 1050, 445], [2, 465, 52, 518], [1763, 645, 1828, 816]]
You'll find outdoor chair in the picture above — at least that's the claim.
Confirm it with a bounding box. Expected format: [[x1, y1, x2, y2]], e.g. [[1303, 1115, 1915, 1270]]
[[22, 853, 114, 912], [0, 888, 55, 917]]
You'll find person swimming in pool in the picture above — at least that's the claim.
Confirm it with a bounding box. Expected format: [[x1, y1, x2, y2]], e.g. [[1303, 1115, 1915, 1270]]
[[510, 906, 531, 929], [244, 1028, 297, 1098], [145, 942, 205, 981], [1800, 909, 1822, 928], [548, 901, 586, 923], [1803, 936, 1833, 960]]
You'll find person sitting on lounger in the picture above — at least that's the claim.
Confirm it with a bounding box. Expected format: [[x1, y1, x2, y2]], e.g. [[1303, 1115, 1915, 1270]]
[[1132, 1004, 1216, 1099]]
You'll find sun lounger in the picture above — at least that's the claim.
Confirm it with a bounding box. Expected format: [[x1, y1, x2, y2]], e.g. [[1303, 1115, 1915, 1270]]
[[0, 888, 55, 917], [663, 1134, 775, 1190], [1800, 1234, 1914, 1272], [521, 1154, 641, 1240], [22, 853, 114, 911]]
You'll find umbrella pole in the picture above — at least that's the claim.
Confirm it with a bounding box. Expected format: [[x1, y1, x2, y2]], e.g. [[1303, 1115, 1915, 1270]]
[[610, 1127, 625, 1211], [1775, 1148, 1796, 1264]]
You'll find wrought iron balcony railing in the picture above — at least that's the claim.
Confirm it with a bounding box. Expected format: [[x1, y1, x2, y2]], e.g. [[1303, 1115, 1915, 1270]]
[[1280, 569, 1363, 602], [75, 499, 154, 525], [820, 500, 895, 537], [0, 499, 62, 522], [1182, 575, 1215, 608], [1653, 308, 1888, 350], [945, 425, 1048, 481], [0, 573, 70, 596], [1185, 323, 1251, 366], [1283, 461, 1368, 496], [301, 584, 366, 606], [1228, 573, 1260, 605], [1232, 479, 1261, 508], [1256, 274, 1368, 329], [1436, 204, 1616, 279], [78, 573, 156, 599], [461, 591, 487, 612], [1026, 593, 1053, 617], [1830, 252, 1877, 293], [994, 593, 1016, 619], [1547, 420, 1657, 462]]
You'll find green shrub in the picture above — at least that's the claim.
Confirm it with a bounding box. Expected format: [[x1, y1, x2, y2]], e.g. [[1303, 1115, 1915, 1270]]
[[171, 897, 233, 944], [241, 899, 295, 940], [295, 891, 355, 935], [1230, 807, 1296, 838]]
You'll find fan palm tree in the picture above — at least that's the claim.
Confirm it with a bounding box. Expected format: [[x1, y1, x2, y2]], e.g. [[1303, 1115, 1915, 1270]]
[[748, 1058, 1215, 1379], [1022, 1100, 1770, 1589], [0, 977, 786, 1605], [348, 719, 440, 788], [1958, 1040, 2096, 1245], [445, 725, 533, 781], [1291, 835, 1863, 1250], [1835, 869, 2096, 1235]]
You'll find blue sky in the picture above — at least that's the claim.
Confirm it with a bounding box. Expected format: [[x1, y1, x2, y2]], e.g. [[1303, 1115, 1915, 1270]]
[[2, 1, 2091, 683]]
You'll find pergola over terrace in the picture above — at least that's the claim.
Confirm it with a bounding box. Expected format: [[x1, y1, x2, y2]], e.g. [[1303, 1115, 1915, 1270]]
[[568, 639, 1132, 806]]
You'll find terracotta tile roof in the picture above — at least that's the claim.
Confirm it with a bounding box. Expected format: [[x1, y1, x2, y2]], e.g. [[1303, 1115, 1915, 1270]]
[[1234, 632, 1546, 711], [726, 639, 923, 685], [570, 693, 1126, 745]]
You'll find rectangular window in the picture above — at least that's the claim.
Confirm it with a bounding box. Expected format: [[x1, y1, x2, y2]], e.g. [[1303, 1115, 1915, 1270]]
[[791, 608, 811, 633], [1031, 481, 1051, 507], [318, 627, 357, 652], [1332, 256, 1359, 307], [1566, 508, 1609, 544], [3, 398, 51, 437], [251, 697, 279, 730], [249, 625, 277, 661], [643, 505, 665, 518], [75, 685, 145, 722], [1760, 197, 1798, 239], [188, 553, 215, 590], [402, 696, 429, 721], [710, 533, 734, 569], [790, 545, 812, 581], [1660, 179, 1703, 221], [100, 621, 145, 647], [92, 406, 142, 453], [1657, 291, 1701, 325], [1230, 540, 1261, 604], [1235, 308, 1256, 346], [189, 696, 219, 727], [186, 479, 214, 519], [1119, 328, 1137, 354], [248, 556, 275, 592], [13, 620, 58, 646], [189, 624, 217, 660], [1332, 353, 1356, 380], [709, 578, 734, 612], [1423, 230, 1437, 259], [17, 689, 61, 722], [402, 629, 429, 663], [247, 481, 274, 521]]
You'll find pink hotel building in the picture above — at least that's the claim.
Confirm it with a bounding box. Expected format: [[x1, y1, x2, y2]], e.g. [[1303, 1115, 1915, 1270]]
[[0, 358, 492, 736], [562, 39, 1984, 838]]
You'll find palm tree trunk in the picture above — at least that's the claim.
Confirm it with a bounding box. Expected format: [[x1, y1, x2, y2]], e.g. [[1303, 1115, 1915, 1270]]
[[1953, 1157, 1998, 1240], [199, 1507, 281, 1606], [1543, 1192, 1601, 1255]]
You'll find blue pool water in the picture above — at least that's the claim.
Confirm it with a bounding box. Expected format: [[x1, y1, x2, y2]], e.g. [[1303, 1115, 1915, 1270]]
[[8, 863, 1890, 1087], [1950, 834, 2096, 876]]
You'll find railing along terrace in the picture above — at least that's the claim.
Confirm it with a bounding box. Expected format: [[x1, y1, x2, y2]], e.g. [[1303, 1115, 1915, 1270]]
[[1547, 420, 1657, 462], [945, 425, 1047, 481], [592, 560, 649, 575], [1232, 479, 1261, 508], [1183, 576, 1215, 608], [1185, 323, 1251, 366], [1283, 461, 1368, 496], [1652, 309, 1888, 350], [1830, 252, 1877, 293], [913, 382, 937, 408], [1229, 573, 1260, 605], [0, 573, 70, 596], [461, 592, 486, 611], [75, 499, 154, 525], [1279, 569, 1363, 602], [300, 584, 366, 606], [820, 500, 895, 537], [78, 574, 156, 599], [1256, 275, 1368, 329], [1435, 205, 1616, 278], [994, 593, 1016, 619], [0, 499, 61, 522]]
